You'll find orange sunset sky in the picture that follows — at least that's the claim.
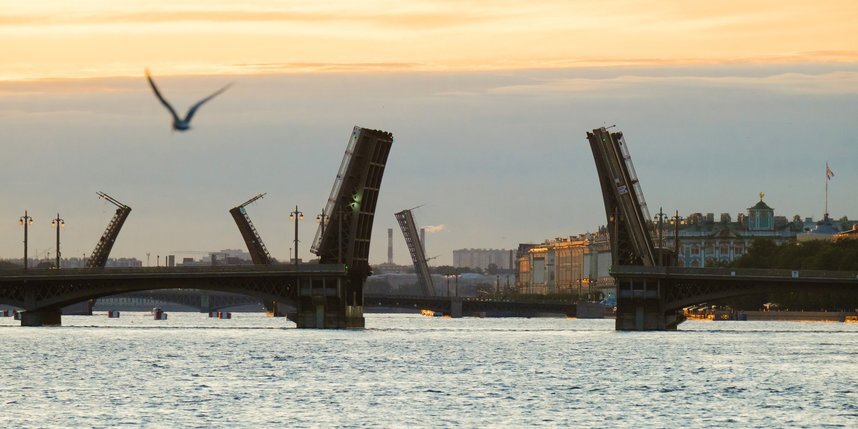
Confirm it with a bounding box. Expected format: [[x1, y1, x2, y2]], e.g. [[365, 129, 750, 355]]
[[2, 0, 857, 80]]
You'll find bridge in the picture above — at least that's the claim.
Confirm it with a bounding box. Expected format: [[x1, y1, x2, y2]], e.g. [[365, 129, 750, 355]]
[[587, 127, 858, 330], [1, 126, 393, 328], [0, 265, 344, 326]]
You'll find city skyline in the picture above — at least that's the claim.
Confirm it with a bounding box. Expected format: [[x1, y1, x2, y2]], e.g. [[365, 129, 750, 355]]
[[1, 1, 857, 266]]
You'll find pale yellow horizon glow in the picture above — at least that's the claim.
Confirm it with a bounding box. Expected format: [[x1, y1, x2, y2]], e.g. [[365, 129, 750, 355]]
[[1, 0, 857, 80]]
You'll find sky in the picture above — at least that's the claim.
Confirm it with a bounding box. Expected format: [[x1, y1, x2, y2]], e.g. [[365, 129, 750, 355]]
[[1, 0, 857, 266]]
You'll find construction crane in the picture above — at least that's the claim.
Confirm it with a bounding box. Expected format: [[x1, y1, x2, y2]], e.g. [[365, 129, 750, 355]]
[[229, 193, 274, 265], [395, 208, 435, 296], [86, 192, 132, 268]]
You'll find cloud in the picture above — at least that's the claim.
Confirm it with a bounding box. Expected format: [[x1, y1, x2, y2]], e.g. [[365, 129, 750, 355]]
[[233, 62, 426, 73], [487, 71, 858, 97], [0, 9, 495, 30], [423, 224, 445, 233]]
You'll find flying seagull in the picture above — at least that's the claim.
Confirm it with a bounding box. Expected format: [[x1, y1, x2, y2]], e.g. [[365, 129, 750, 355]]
[[145, 69, 232, 131]]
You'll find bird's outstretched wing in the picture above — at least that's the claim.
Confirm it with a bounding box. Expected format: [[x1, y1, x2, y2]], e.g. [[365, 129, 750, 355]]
[[185, 83, 232, 123], [145, 69, 181, 123]]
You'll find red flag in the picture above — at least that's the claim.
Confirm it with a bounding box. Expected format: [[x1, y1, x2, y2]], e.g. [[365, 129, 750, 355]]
[[826, 162, 834, 180]]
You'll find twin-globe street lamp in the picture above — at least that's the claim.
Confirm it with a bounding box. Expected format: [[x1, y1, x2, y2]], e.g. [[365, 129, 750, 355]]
[[289, 206, 304, 265], [19, 211, 33, 270], [51, 213, 65, 269], [293, 197, 358, 266]]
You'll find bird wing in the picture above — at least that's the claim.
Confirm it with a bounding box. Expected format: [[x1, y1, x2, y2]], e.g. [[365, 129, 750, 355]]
[[145, 69, 181, 123], [184, 83, 232, 123]]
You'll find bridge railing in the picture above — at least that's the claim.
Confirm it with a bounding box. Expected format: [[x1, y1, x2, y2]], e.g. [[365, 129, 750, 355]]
[[612, 265, 858, 281], [0, 263, 348, 278]]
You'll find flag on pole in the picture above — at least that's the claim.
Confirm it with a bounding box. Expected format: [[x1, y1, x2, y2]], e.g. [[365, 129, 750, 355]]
[[826, 162, 834, 180]]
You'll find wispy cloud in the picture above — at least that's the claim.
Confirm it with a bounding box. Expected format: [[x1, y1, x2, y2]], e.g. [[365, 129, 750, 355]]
[[423, 225, 445, 233], [0, 9, 494, 30], [488, 71, 858, 96], [2, 1, 857, 80]]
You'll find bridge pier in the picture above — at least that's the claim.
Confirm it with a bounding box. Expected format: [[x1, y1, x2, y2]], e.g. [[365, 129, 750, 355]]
[[616, 278, 684, 331], [200, 293, 211, 313], [293, 297, 364, 328], [450, 297, 463, 318], [292, 277, 365, 328], [20, 308, 62, 327]]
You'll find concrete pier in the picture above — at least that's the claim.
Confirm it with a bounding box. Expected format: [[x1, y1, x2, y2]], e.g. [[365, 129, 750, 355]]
[[450, 298, 463, 318], [21, 308, 62, 327], [292, 295, 365, 329]]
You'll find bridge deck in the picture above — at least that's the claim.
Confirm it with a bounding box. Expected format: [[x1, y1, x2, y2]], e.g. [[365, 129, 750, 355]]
[[613, 265, 858, 284], [0, 264, 346, 282]]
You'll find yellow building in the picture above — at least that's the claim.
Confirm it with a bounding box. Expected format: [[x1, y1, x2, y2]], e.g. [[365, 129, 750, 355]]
[[516, 231, 613, 297]]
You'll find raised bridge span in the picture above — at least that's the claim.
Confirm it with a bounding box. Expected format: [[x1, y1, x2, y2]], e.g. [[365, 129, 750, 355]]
[[587, 127, 858, 330]]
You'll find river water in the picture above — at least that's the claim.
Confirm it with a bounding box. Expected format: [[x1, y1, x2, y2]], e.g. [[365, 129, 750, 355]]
[[1, 313, 856, 428]]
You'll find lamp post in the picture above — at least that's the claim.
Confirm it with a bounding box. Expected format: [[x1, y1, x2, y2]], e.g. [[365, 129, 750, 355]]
[[673, 210, 683, 263], [289, 205, 304, 265], [316, 209, 327, 238], [654, 207, 666, 266], [51, 213, 65, 269], [19, 211, 33, 270]]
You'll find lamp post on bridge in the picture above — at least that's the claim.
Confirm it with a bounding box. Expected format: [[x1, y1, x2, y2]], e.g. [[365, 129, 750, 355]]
[[51, 213, 65, 269], [654, 207, 666, 266], [289, 206, 304, 265], [316, 208, 327, 263], [19, 211, 33, 270], [673, 210, 683, 263]]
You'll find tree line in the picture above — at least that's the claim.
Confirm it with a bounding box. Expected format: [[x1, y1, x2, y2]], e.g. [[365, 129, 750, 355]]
[[727, 238, 858, 310]]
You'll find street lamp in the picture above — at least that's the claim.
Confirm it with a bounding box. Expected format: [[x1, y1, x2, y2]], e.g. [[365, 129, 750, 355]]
[[51, 213, 65, 269], [18, 211, 33, 270], [654, 207, 666, 266], [316, 209, 327, 239], [673, 210, 683, 262], [289, 205, 304, 265]]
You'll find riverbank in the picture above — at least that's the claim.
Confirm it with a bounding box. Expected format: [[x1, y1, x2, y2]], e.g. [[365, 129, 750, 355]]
[[741, 310, 858, 322]]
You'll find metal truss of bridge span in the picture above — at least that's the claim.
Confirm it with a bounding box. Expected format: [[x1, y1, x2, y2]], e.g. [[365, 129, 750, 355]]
[[308, 126, 394, 326], [613, 266, 858, 309], [0, 263, 346, 327], [87, 192, 132, 269], [97, 290, 264, 313], [230, 193, 274, 265]]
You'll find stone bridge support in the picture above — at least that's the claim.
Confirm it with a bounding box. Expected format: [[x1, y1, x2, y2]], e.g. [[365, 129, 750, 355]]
[[20, 308, 62, 327], [615, 277, 684, 330]]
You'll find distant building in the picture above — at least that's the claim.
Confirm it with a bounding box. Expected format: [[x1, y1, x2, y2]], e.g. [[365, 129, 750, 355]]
[[515, 194, 856, 298], [661, 194, 855, 267], [453, 248, 513, 271], [372, 262, 413, 274], [515, 229, 613, 297], [834, 224, 858, 241], [176, 249, 255, 266], [797, 214, 845, 242], [105, 258, 143, 268]]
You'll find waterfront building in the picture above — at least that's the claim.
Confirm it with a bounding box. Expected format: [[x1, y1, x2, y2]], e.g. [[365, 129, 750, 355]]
[[514, 195, 854, 300], [834, 224, 858, 241], [453, 248, 513, 271], [515, 229, 613, 297], [797, 214, 843, 242], [661, 195, 856, 267]]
